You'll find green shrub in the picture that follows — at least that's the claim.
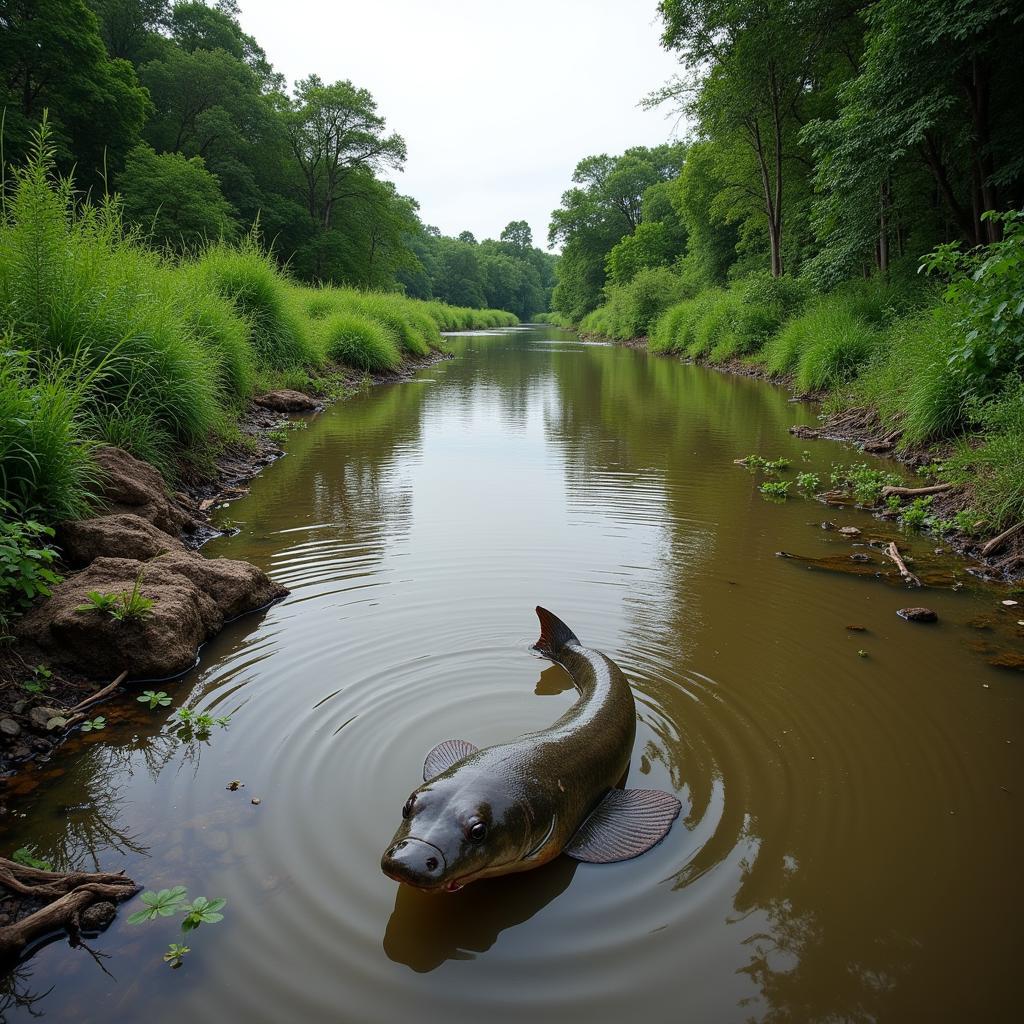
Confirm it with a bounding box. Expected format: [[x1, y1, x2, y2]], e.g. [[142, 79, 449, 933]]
[[0, 352, 98, 519], [196, 239, 322, 370], [0, 499, 63, 634], [854, 305, 969, 444], [354, 294, 431, 357], [318, 312, 402, 372], [689, 289, 740, 357], [947, 379, 1024, 530], [794, 304, 878, 392]]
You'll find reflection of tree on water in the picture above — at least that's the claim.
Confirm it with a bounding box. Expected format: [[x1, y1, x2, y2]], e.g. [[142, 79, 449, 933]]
[[383, 856, 577, 972], [0, 960, 50, 1020]]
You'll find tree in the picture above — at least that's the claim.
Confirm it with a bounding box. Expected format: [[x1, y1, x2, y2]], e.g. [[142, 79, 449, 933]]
[[656, 0, 857, 277], [117, 143, 238, 247], [285, 77, 406, 234], [0, 0, 150, 181], [499, 220, 533, 256], [549, 144, 685, 316], [87, 0, 169, 63]]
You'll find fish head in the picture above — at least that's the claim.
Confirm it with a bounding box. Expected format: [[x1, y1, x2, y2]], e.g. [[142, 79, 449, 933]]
[[381, 771, 532, 893]]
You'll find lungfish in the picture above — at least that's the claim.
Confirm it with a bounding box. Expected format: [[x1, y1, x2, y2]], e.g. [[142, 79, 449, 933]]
[[381, 607, 680, 892]]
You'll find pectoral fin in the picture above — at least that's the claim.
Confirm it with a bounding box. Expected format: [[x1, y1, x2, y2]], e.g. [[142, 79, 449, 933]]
[[563, 789, 681, 863], [423, 739, 478, 781]]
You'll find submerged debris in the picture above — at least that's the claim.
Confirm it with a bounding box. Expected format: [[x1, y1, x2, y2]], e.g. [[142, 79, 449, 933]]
[[897, 607, 938, 623]]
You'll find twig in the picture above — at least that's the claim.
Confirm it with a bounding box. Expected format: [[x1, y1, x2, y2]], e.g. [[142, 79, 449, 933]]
[[981, 520, 1024, 558], [885, 541, 922, 587], [879, 483, 954, 499], [69, 671, 127, 715]]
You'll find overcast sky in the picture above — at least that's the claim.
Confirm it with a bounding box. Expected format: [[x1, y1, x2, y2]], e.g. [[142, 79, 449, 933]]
[[238, 1, 683, 249]]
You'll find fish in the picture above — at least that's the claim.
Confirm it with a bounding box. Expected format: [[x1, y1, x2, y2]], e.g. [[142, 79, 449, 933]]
[[380, 606, 681, 892]]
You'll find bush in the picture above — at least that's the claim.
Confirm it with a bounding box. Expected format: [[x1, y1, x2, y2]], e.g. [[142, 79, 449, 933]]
[[353, 294, 431, 357], [318, 312, 402, 372], [196, 239, 322, 370], [853, 305, 969, 443], [947, 379, 1024, 530], [793, 303, 879, 392], [0, 500, 63, 634]]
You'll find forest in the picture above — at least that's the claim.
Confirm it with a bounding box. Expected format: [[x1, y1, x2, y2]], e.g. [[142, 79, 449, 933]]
[[1, 0, 555, 318], [547, 0, 1023, 533]]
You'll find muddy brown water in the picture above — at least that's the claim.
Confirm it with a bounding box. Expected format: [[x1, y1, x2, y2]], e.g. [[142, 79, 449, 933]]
[[1, 327, 1021, 1022]]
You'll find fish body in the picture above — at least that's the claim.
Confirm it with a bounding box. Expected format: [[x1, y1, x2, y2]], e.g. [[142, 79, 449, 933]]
[[381, 607, 680, 892]]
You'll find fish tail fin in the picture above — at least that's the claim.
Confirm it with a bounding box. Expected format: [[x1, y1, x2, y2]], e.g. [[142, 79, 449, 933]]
[[533, 606, 580, 656]]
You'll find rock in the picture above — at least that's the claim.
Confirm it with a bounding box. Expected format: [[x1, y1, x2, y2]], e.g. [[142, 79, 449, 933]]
[[838, 526, 861, 537], [850, 553, 872, 563], [31, 737, 50, 751], [1002, 599, 1019, 607], [821, 521, 836, 531], [254, 390, 318, 413], [845, 624, 867, 631], [0, 719, 20, 738], [10, 744, 31, 761], [17, 553, 288, 679], [897, 607, 938, 623], [11, 701, 26, 716], [80, 901, 117, 931], [92, 447, 195, 535], [27, 707, 60, 731], [56, 514, 185, 568], [251, 797, 261, 805]]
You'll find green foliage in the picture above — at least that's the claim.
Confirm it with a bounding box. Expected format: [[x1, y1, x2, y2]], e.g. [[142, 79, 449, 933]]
[[81, 716, 106, 732], [117, 144, 238, 249], [138, 689, 171, 709], [128, 886, 189, 924], [760, 480, 791, 498], [795, 472, 820, 494], [164, 943, 191, 968], [921, 210, 1024, 385], [947, 379, 1024, 531], [196, 239, 321, 370], [898, 496, 934, 529], [852, 305, 970, 443], [180, 896, 226, 932], [582, 266, 690, 339], [793, 305, 879, 393], [829, 462, 901, 505], [0, 502, 63, 631], [12, 846, 52, 871], [75, 571, 155, 621]]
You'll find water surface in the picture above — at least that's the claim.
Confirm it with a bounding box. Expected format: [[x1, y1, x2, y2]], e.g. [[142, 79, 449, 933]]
[[1, 327, 1020, 1023]]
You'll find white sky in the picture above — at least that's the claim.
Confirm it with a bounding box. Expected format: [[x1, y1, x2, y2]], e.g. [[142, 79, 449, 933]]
[[237, 0, 683, 249]]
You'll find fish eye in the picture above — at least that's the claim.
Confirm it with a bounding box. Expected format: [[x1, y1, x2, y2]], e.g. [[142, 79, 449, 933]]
[[468, 820, 487, 842], [402, 795, 415, 819]]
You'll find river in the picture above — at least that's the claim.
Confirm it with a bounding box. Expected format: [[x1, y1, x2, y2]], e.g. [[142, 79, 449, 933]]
[[1, 326, 1019, 1022]]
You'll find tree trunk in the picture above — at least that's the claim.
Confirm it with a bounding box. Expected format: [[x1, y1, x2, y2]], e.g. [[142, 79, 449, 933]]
[[878, 179, 890, 275]]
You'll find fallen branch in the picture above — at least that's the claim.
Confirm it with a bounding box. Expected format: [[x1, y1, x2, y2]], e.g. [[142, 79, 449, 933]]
[[885, 541, 922, 587], [0, 858, 138, 958], [68, 670, 127, 715], [879, 483, 955, 499], [981, 520, 1024, 558]]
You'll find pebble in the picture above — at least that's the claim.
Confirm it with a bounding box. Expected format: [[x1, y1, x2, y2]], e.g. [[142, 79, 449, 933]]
[[846, 624, 867, 631], [897, 607, 938, 623], [251, 798, 261, 806], [821, 521, 836, 531], [0, 719, 20, 739], [1002, 600, 1019, 607], [838, 526, 861, 537]]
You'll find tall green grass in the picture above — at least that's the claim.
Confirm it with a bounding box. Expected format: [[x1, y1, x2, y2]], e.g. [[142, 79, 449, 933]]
[[0, 125, 520, 525]]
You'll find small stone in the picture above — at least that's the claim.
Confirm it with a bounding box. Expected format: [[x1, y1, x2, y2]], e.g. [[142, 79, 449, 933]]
[[31, 737, 50, 752], [846, 624, 867, 631], [838, 526, 861, 537], [10, 744, 31, 760], [45, 716, 67, 731], [821, 521, 836, 531], [254, 390, 318, 413], [1001, 600, 1019, 607], [850, 553, 871, 563], [11, 701, 26, 715], [0, 719, 20, 739], [897, 607, 938, 623], [80, 901, 117, 931], [251, 797, 261, 806], [27, 707, 60, 731], [227, 780, 243, 791]]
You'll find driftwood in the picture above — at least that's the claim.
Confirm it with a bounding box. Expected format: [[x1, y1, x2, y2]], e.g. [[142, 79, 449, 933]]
[[981, 520, 1024, 558], [0, 858, 138, 958], [885, 541, 922, 587], [68, 670, 128, 716], [879, 483, 954, 499]]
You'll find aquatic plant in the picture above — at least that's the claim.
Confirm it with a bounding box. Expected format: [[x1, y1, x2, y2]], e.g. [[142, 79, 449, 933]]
[[138, 690, 172, 709], [760, 480, 791, 498], [829, 462, 901, 504], [164, 943, 191, 968], [81, 716, 106, 732]]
